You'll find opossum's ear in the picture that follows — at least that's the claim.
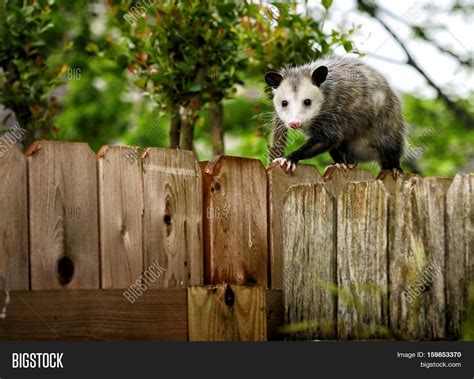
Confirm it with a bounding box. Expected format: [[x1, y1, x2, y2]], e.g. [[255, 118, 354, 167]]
[[265, 71, 283, 88], [312, 66, 328, 86]]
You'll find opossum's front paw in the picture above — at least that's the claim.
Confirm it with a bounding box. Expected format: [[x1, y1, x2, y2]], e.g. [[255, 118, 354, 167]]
[[391, 167, 404, 177], [273, 157, 297, 172], [335, 163, 349, 170], [329, 162, 357, 171]]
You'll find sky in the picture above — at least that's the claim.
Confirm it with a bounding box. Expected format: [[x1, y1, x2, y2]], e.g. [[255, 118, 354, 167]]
[[320, 0, 473, 99]]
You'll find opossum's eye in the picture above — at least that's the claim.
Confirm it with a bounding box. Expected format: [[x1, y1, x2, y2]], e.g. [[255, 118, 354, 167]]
[[281, 100, 288, 107], [303, 99, 312, 106]]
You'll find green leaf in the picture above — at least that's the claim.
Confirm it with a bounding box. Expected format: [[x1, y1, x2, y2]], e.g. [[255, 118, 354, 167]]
[[188, 82, 201, 92], [322, 0, 333, 10], [343, 41, 353, 52], [216, 3, 236, 15]]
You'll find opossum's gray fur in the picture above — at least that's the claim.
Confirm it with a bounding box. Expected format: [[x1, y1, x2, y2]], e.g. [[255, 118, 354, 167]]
[[269, 56, 406, 171]]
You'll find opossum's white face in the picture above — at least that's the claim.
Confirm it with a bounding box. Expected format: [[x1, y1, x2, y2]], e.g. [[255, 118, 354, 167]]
[[265, 66, 328, 131], [272, 77, 324, 131]]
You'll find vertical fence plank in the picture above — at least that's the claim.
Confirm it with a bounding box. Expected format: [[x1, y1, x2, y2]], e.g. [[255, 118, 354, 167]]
[[266, 289, 284, 340], [283, 183, 336, 340], [202, 156, 267, 285], [323, 166, 374, 197], [337, 181, 389, 339], [27, 141, 99, 290], [446, 173, 473, 338], [187, 285, 266, 341], [389, 177, 452, 339], [376, 171, 418, 194], [268, 164, 322, 289], [0, 143, 29, 290], [142, 148, 203, 288], [97, 146, 143, 289]]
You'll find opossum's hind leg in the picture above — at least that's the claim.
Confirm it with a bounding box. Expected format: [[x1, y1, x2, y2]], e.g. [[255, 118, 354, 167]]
[[329, 144, 358, 170], [378, 144, 403, 175]]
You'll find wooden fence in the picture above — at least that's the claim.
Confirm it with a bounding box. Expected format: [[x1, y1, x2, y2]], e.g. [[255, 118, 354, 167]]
[[0, 140, 472, 341]]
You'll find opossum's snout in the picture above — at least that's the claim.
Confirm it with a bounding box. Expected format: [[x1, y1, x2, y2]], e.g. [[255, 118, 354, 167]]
[[288, 120, 302, 129]]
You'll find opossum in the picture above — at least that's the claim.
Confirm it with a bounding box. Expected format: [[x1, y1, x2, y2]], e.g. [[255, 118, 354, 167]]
[[265, 56, 406, 173]]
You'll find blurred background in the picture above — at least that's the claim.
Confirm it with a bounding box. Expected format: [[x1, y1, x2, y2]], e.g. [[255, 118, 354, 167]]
[[0, 0, 472, 176]]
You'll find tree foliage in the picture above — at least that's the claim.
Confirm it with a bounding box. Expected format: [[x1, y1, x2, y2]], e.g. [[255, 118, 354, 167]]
[[0, 0, 62, 144], [110, 0, 249, 150], [241, 1, 357, 72]]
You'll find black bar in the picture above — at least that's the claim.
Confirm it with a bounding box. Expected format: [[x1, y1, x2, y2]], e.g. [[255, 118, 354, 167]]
[[0, 341, 472, 378]]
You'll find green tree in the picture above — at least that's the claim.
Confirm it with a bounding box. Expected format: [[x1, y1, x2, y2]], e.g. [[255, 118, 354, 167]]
[[402, 93, 474, 176], [116, 0, 248, 152], [0, 0, 62, 146]]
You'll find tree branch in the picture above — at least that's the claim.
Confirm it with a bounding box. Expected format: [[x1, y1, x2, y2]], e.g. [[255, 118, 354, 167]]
[[378, 6, 472, 68], [357, 0, 474, 129]]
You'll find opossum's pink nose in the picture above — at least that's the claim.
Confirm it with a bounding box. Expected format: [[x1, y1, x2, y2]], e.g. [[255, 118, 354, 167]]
[[289, 120, 302, 129]]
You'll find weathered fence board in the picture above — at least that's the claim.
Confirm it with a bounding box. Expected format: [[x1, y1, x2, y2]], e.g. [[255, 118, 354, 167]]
[[266, 289, 284, 341], [202, 156, 267, 285], [283, 183, 336, 340], [142, 148, 203, 288], [0, 144, 29, 290], [0, 289, 188, 340], [389, 177, 452, 339], [268, 164, 322, 289], [446, 173, 473, 338], [376, 170, 418, 194], [98, 146, 143, 289], [337, 181, 389, 339], [27, 141, 99, 290], [187, 285, 266, 341], [323, 166, 374, 197]]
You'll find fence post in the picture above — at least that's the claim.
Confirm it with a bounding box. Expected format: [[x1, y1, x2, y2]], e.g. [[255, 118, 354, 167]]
[[268, 164, 322, 289], [446, 173, 473, 338], [97, 146, 144, 289], [389, 176, 452, 339], [26, 141, 99, 290], [142, 148, 203, 288], [283, 183, 336, 340], [202, 156, 267, 285], [337, 180, 389, 339], [0, 143, 29, 290]]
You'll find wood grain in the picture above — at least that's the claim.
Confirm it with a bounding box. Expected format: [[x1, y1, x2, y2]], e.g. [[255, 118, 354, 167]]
[[267, 164, 322, 289], [323, 166, 374, 197], [266, 289, 283, 341], [187, 284, 266, 341], [0, 143, 29, 290], [283, 183, 336, 340], [446, 173, 473, 338], [97, 146, 143, 289], [202, 156, 267, 285], [337, 181, 389, 339], [26, 141, 99, 290], [376, 170, 419, 194], [0, 289, 188, 340], [389, 177, 452, 339], [142, 148, 203, 288]]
